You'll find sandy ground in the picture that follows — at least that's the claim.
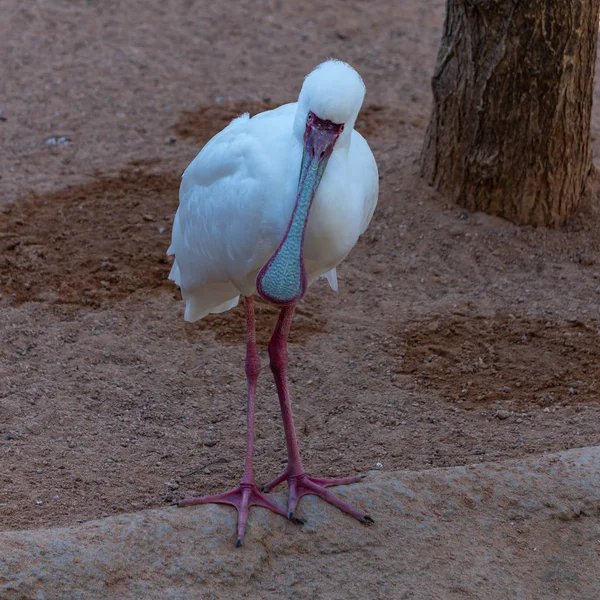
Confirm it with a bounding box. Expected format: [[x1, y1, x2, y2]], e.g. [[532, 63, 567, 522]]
[[1, 0, 600, 554]]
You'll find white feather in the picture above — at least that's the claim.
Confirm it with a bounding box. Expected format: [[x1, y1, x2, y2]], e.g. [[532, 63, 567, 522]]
[[169, 60, 378, 321], [320, 268, 339, 292]]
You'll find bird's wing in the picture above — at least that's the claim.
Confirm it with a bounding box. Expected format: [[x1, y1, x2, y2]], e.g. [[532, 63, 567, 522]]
[[168, 114, 274, 297], [350, 130, 379, 235]]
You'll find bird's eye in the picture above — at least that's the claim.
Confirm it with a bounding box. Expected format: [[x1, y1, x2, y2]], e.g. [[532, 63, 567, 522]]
[[340, 124, 345, 132], [306, 113, 313, 125]]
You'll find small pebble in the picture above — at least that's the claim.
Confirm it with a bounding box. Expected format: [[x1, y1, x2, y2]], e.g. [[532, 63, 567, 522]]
[[45, 136, 70, 146], [495, 410, 511, 420]]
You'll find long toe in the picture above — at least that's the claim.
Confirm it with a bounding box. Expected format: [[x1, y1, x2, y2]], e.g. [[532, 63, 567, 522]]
[[176, 487, 242, 507], [176, 483, 289, 547], [287, 477, 300, 520], [235, 487, 251, 546], [261, 470, 289, 494], [249, 487, 289, 518], [303, 478, 370, 522], [308, 474, 367, 488], [263, 469, 371, 526], [280, 473, 371, 524]]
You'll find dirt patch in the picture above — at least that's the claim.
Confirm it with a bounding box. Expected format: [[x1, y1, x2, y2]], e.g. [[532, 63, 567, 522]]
[[395, 315, 600, 409], [1, 170, 179, 307]]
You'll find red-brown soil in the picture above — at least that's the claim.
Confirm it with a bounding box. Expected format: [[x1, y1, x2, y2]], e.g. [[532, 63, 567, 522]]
[[1, 0, 600, 537]]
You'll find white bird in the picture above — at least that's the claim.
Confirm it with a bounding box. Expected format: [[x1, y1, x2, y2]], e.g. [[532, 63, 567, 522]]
[[168, 59, 378, 546]]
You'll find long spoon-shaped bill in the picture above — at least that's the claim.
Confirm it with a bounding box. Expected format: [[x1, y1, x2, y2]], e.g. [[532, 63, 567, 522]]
[[256, 112, 343, 305]]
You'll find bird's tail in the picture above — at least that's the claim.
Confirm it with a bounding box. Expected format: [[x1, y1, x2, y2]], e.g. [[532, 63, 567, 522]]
[[168, 260, 181, 286]]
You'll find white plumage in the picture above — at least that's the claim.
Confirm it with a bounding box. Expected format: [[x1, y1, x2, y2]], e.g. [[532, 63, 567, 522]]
[[168, 60, 378, 321]]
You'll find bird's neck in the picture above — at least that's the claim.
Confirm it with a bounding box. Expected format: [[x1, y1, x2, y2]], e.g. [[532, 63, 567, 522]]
[[256, 142, 330, 305]]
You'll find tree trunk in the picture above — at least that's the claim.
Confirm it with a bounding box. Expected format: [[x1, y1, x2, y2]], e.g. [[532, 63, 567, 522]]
[[420, 0, 600, 227]]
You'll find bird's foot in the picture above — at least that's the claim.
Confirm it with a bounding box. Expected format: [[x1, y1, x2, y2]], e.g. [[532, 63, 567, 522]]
[[175, 482, 293, 547], [262, 471, 373, 524]]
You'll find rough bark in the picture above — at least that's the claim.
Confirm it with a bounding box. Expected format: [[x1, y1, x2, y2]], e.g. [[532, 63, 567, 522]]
[[421, 0, 600, 227]]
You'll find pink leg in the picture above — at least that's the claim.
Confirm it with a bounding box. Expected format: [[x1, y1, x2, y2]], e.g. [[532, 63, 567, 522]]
[[262, 304, 373, 524], [176, 296, 290, 547]]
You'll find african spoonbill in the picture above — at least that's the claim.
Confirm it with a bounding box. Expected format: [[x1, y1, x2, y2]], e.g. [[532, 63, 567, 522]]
[[168, 59, 378, 546]]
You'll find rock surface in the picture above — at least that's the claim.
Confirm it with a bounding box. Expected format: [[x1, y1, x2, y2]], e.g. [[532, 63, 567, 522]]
[[1, 447, 599, 600]]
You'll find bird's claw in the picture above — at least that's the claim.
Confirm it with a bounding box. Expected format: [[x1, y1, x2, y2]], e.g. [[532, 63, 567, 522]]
[[363, 514, 375, 524], [288, 512, 306, 525]]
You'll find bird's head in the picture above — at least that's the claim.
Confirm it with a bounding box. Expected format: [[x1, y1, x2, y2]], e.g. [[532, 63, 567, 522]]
[[294, 59, 366, 154]]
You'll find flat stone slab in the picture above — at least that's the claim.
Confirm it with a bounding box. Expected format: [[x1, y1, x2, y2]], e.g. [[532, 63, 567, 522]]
[[1, 447, 599, 600]]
